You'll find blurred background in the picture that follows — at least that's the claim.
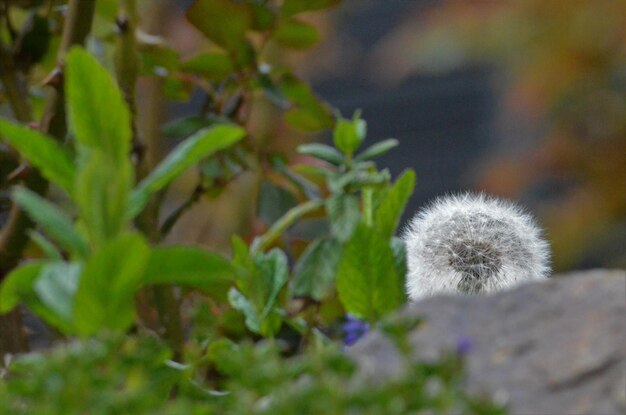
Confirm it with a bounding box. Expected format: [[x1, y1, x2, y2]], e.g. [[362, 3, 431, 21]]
[[6, 0, 623, 273], [163, 0, 625, 272]]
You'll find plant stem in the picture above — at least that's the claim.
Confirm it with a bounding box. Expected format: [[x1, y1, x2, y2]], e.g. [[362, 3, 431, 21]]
[[251, 199, 325, 253]]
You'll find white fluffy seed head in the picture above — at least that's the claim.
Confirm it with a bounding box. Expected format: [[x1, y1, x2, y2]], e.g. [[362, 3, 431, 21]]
[[402, 193, 550, 300]]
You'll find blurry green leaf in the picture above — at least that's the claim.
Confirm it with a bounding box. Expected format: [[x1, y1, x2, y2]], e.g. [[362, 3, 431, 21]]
[[273, 18, 320, 49], [65, 47, 131, 163], [33, 262, 81, 324], [354, 138, 399, 161], [74, 233, 150, 335], [336, 223, 405, 321], [142, 246, 234, 290], [162, 115, 213, 139], [228, 287, 261, 333], [297, 143, 343, 165], [76, 151, 132, 245], [257, 181, 298, 225], [281, 75, 333, 131], [326, 194, 360, 242], [129, 124, 245, 218], [282, 0, 341, 17], [232, 248, 288, 336], [12, 187, 89, 258], [0, 262, 45, 313], [180, 52, 233, 81], [186, 0, 253, 52], [292, 238, 342, 300], [284, 108, 333, 131], [333, 115, 366, 157], [0, 119, 76, 194], [374, 169, 415, 239], [254, 249, 288, 319], [248, 2, 275, 31], [27, 230, 63, 260]]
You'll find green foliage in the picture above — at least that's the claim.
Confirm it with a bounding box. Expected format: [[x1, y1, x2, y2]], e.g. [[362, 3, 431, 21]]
[[129, 124, 245, 218], [0, 120, 76, 194], [0, 332, 506, 415], [0, 1, 503, 413]]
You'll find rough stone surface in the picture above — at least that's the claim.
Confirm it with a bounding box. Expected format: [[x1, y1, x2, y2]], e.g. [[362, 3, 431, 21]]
[[350, 269, 626, 415]]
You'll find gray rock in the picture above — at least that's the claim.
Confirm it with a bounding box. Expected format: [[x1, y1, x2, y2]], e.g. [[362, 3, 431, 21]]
[[350, 269, 626, 415]]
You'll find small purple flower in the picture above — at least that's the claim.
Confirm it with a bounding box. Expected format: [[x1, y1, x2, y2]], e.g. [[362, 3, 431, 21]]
[[343, 315, 370, 346], [456, 336, 473, 356]]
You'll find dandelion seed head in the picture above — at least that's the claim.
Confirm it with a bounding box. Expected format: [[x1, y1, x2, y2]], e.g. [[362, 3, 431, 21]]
[[403, 193, 550, 300]]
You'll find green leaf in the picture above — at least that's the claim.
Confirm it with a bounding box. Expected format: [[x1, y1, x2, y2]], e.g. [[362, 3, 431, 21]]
[[142, 246, 234, 290], [129, 124, 245, 218], [76, 151, 132, 245], [12, 187, 89, 258], [326, 194, 360, 242], [273, 19, 320, 49], [0, 119, 76, 194], [333, 115, 366, 157], [282, 0, 341, 17], [186, 0, 252, 52], [228, 287, 261, 333], [336, 224, 405, 321], [0, 262, 45, 313], [281, 75, 333, 131], [65, 47, 131, 163], [180, 52, 234, 81], [231, 248, 288, 336], [297, 143, 343, 165], [27, 230, 63, 260], [33, 262, 81, 324], [73, 233, 150, 335], [254, 249, 288, 319], [0, 261, 80, 333], [257, 181, 298, 225], [355, 138, 399, 162], [291, 238, 342, 300], [374, 170, 415, 239]]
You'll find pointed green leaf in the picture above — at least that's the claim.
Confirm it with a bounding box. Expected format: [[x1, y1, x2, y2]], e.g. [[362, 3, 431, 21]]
[[355, 138, 399, 161], [142, 246, 234, 290], [228, 287, 261, 333], [65, 47, 131, 162], [297, 143, 343, 165], [336, 224, 405, 321], [129, 124, 245, 218], [374, 169, 415, 239], [73, 233, 150, 335], [333, 115, 366, 157], [0, 119, 76, 194], [75, 151, 132, 245], [33, 262, 81, 324], [12, 187, 89, 258]]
